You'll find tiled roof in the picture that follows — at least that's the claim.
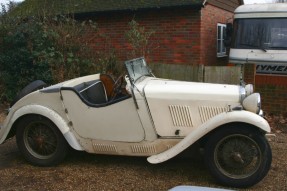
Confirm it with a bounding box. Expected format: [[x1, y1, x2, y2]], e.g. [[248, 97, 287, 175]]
[[13, 0, 204, 16]]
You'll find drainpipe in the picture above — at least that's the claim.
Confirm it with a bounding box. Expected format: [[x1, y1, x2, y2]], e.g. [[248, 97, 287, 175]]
[[203, 0, 207, 7]]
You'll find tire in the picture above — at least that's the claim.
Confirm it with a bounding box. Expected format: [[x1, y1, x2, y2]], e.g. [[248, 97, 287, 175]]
[[204, 124, 272, 188], [10, 80, 47, 107], [16, 115, 68, 166]]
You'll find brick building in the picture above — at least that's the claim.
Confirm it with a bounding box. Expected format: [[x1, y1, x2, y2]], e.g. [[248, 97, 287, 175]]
[[15, 0, 243, 66], [76, 0, 243, 67]]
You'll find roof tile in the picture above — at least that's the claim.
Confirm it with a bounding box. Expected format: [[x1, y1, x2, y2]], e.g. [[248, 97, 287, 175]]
[[13, 0, 204, 16]]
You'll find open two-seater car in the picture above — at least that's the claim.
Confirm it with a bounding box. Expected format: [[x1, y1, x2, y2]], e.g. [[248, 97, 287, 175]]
[[0, 57, 272, 188]]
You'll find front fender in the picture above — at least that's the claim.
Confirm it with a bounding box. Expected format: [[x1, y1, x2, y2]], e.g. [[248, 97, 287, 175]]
[[147, 110, 270, 164], [0, 105, 83, 150]]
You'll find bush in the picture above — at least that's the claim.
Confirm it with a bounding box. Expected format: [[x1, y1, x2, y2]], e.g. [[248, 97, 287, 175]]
[[0, 6, 154, 103], [0, 13, 100, 102], [125, 19, 155, 58]]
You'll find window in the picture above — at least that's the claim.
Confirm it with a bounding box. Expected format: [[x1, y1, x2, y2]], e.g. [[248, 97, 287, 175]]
[[232, 18, 287, 50], [217, 23, 227, 57]]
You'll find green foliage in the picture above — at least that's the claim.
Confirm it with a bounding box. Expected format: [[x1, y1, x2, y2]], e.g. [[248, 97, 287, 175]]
[[125, 19, 155, 58], [0, 9, 154, 103], [0, 14, 99, 102], [97, 51, 123, 76]]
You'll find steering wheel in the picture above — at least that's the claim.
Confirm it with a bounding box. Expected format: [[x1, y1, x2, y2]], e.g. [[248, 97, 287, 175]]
[[110, 74, 124, 101]]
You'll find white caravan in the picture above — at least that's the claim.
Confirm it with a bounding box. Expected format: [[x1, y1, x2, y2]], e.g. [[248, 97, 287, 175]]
[[228, 3, 287, 67]]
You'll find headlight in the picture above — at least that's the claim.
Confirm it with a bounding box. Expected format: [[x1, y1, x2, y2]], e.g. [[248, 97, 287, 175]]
[[242, 93, 261, 114], [245, 84, 254, 96]]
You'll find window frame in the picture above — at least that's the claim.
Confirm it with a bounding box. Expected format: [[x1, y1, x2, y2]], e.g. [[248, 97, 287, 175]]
[[217, 23, 227, 57]]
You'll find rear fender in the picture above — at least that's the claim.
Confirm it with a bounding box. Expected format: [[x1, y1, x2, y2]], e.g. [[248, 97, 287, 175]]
[[147, 110, 270, 164], [0, 105, 83, 150]]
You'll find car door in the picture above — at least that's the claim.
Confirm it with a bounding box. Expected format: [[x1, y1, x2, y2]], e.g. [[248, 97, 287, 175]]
[[61, 89, 145, 142]]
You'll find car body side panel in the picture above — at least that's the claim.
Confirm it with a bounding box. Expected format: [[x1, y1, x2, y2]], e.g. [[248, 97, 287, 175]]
[[135, 100, 157, 141], [144, 79, 241, 137], [0, 91, 67, 143], [61, 90, 145, 142], [0, 104, 83, 150], [147, 110, 270, 164]]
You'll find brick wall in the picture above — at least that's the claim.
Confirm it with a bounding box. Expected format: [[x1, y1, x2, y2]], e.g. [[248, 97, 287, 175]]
[[77, 4, 233, 68], [79, 5, 234, 66], [200, 4, 234, 66], [244, 64, 256, 85], [255, 75, 287, 114], [81, 8, 202, 65], [243, 64, 287, 114]]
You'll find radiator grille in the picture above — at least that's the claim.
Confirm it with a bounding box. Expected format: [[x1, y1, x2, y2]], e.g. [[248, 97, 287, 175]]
[[131, 145, 157, 154], [93, 144, 117, 153], [169, 105, 193, 127], [199, 106, 228, 123]]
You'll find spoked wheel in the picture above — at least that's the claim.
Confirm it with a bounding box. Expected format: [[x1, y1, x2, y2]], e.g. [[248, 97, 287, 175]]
[[16, 115, 68, 166], [204, 125, 272, 188]]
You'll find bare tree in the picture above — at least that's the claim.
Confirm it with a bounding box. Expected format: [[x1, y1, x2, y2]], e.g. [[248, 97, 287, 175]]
[[274, 0, 287, 2]]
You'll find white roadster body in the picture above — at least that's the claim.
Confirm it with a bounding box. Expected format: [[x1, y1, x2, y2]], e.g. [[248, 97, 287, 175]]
[[0, 57, 272, 188]]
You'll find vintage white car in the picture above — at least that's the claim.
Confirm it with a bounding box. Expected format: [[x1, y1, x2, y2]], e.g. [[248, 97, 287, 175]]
[[0, 57, 272, 188]]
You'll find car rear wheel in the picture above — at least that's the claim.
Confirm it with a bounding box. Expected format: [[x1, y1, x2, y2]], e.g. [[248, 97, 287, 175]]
[[16, 115, 68, 166], [204, 124, 272, 188]]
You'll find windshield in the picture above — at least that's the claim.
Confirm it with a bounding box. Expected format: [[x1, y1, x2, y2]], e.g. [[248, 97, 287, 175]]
[[125, 57, 152, 82], [232, 18, 287, 50]]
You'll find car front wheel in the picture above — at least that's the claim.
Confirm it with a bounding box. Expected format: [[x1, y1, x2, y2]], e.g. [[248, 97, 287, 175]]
[[204, 124, 272, 188], [16, 115, 68, 166]]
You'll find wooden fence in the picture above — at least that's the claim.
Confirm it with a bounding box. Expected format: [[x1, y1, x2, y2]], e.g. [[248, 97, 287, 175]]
[[150, 63, 242, 84]]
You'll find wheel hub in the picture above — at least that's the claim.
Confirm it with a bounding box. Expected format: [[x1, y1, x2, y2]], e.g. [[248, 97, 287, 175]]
[[35, 136, 45, 146], [231, 152, 244, 164]]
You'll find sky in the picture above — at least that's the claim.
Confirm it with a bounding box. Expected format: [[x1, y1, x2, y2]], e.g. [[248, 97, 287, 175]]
[[244, 0, 274, 3], [0, 0, 23, 5]]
